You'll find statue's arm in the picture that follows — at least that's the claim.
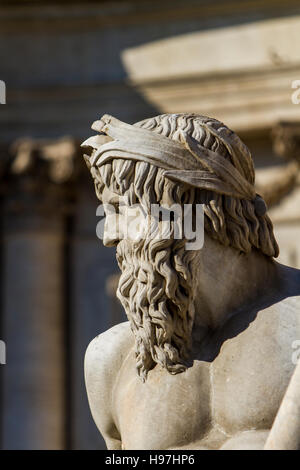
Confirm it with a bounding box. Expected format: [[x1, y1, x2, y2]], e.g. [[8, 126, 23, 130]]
[[264, 296, 300, 450], [84, 321, 133, 450], [264, 359, 300, 450]]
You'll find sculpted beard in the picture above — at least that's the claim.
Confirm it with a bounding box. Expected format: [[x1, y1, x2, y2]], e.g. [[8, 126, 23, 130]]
[[116, 236, 196, 381]]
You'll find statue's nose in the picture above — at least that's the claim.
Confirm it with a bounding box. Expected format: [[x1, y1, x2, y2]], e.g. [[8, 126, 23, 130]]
[[103, 215, 120, 247]]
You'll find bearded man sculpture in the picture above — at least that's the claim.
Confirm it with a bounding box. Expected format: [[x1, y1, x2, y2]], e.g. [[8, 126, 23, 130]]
[[82, 113, 300, 450]]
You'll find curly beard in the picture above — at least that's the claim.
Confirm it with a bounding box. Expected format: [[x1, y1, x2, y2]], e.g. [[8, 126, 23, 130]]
[[116, 237, 196, 381]]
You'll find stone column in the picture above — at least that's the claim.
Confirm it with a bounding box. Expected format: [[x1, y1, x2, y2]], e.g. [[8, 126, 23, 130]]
[[1, 137, 78, 449]]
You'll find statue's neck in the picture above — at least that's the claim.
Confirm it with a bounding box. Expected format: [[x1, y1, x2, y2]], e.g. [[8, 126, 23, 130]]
[[192, 238, 281, 331]]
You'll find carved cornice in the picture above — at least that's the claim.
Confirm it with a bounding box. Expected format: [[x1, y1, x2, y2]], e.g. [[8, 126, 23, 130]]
[[121, 13, 300, 134], [127, 66, 300, 134]]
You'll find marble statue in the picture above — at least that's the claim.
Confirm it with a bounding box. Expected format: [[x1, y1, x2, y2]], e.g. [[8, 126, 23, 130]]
[[82, 113, 300, 450]]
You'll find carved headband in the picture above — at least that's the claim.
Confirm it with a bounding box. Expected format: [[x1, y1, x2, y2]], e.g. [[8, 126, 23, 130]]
[[82, 114, 267, 216]]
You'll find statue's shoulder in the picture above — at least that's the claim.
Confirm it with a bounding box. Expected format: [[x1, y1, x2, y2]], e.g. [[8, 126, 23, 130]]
[[85, 321, 133, 391], [275, 265, 300, 315], [261, 265, 300, 323], [255, 290, 300, 348], [85, 321, 133, 374], [275, 294, 300, 319], [84, 321, 133, 449]]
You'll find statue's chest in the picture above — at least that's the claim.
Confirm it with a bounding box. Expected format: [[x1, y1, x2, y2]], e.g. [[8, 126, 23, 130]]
[[211, 308, 297, 435], [113, 351, 212, 450], [113, 309, 297, 449]]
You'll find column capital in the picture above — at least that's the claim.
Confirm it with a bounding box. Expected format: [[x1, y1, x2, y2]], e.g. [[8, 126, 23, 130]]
[[258, 122, 300, 209], [272, 122, 300, 163], [1, 136, 82, 217]]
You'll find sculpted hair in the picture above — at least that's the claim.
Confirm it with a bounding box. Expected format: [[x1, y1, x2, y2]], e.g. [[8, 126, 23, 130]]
[[136, 113, 279, 258]]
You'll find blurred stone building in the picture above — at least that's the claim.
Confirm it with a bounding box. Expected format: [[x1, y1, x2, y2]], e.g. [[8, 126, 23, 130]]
[[0, 0, 299, 450]]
